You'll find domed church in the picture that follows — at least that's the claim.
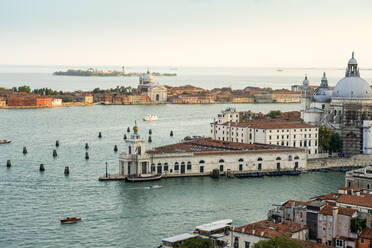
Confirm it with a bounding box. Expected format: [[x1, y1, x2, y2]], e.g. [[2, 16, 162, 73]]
[[302, 53, 372, 156], [138, 70, 167, 103]]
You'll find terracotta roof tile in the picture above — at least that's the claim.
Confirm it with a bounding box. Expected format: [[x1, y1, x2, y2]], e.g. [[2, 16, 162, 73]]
[[280, 200, 308, 210], [146, 138, 304, 155], [360, 228, 372, 239], [234, 220, 305, 239], [319, 205, 356, 216], [337, 194, 372, 208]]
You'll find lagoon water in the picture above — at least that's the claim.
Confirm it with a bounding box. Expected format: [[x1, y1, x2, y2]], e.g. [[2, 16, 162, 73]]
[[0, 103, 345, 248]]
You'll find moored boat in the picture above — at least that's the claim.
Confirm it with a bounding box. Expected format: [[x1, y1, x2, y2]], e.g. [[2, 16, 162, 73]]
[[60, 217, 82, 224], [126, 174, 162, 182]]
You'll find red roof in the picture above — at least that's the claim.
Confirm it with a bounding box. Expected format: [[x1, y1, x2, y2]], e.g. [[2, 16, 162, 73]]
[[360, 228, 372, 240], [319, 205, 356, 216], [147, 138, 304, 155], [280, 200, 308, 210], [234, 220, 305, 239], [337, 194, 372, 208]]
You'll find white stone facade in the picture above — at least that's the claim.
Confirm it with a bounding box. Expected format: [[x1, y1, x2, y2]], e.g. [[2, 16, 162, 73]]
[[211, 123, 319, 156]]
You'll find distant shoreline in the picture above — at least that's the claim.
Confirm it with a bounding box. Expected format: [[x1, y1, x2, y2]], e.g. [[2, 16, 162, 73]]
[[53, 69, 177, 77]]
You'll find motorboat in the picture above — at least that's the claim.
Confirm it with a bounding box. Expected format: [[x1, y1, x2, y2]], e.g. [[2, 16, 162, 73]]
[[60, 217, 82, 224], [0, 140, 11, 144], [151, 185, 163, 189], [143, 114, 158, 121]]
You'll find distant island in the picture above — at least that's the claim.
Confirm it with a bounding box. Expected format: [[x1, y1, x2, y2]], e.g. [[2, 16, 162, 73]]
[[53, 68, 177, 77]]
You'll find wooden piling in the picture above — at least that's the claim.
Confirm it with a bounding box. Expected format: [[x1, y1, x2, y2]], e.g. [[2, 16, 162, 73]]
[[53, 150, 57, 157], [6, 160, 11, 167], [123, 134, 127, 140], [64, 166, 69, 175], [148, 136, 152, 143], [170, 131, 174, 137], [56, 140, 59, 147], [114, 145, 118, 152], [85, 143, 89, 149], [39, 164, 45, 172], [98, 132, 102, 138], [85, 152, 89, 160], [23, 147, 27, 154], [149, 129, 152, 135]]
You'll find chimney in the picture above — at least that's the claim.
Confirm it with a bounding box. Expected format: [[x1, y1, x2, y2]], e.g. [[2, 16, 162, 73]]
[[252, 229, 255, 235]]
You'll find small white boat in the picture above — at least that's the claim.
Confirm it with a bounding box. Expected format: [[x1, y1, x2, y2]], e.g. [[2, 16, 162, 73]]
[[151, 185, 163, 189], [143, 114, 158, 121]]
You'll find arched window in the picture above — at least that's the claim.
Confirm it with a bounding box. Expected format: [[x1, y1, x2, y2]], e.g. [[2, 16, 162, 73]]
[[157, 163, 162, 166], [288, 155, 292, 161], [199, 160, 205, 164], [219, 159, 224, 163], [174, 162, 179, 170], [294, 156, 299, 160], [276, 157, 281, 160], [238, 158, 244, 162], [257, 157, 263, 161], [187, 161, 192, 170]]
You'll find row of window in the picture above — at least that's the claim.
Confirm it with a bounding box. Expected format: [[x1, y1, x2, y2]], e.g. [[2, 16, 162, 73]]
[[269, 134, 317, 139]]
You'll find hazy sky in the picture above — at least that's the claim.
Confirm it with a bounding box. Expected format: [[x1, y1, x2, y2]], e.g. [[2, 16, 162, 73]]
[[1, 0, 372, 67]]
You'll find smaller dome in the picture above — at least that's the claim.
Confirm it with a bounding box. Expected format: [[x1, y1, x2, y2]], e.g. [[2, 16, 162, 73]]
[[313, 87, 332, 103], [302, 75, 309, 87], [142, 70, 154, 84], [348, 58, 358, 65]]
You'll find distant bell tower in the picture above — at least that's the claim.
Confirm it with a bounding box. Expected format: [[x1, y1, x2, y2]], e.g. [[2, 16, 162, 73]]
[[301, 75, 311, 111], [122, 66, 125, 75]]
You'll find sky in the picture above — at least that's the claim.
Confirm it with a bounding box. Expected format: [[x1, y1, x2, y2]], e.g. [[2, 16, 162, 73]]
[[1, 0, 372, 67]]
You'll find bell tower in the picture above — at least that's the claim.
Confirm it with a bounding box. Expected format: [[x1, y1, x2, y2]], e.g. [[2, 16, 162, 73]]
[[301, 75, 311, 110]]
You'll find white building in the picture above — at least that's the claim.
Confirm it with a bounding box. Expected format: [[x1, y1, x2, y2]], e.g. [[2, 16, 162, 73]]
[[52, 98, 62, 107], [211, 119, 319, 156], [301, 53, 372, 156], [138, 70, 167, 103], [118, 124, 308, 178]]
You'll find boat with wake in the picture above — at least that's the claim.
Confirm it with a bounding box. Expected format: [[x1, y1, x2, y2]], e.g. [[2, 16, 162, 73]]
[[143, 114, 158, 121], [0, 140, 11, 144]]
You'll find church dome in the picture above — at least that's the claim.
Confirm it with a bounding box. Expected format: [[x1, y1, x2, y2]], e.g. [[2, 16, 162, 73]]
[[142, 70, 154, 84], [313, 72, 332, 102], [332, 53, 372, 100], [302, 75, 309, 87]]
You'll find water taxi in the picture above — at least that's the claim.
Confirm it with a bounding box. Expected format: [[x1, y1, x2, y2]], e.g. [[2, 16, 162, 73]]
[[0, 140, 11, 144], [143, 114, 158, 121], [60, 217, 82, 224]]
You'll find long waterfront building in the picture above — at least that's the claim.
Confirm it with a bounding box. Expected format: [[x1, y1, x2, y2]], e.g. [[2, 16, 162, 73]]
[[119, 125, 307, 178]]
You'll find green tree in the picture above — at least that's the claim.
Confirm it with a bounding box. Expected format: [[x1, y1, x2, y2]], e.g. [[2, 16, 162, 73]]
[[319, 126, 332, 152], [179, 237, 214, 248], [253, 236, 304, 248], [330, 132, 341, 152], [267, 110, 282, 118]]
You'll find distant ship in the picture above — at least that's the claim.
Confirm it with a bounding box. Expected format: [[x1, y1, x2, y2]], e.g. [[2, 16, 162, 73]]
[[276, 69, 284, 72]]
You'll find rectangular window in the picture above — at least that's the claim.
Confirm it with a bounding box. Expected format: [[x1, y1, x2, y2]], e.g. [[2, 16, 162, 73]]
[[245, 241, 250, 248], [200, 166, 204, 173]]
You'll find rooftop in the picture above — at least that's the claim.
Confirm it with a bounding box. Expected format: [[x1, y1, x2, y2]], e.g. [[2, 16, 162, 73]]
[[360, 228, 372, 240], [162, 233, 198, 243], [147, 138, 304, 155], [319, 205, 357, 217], [337, 194, 372, 208], [234, 220, 305, 239]]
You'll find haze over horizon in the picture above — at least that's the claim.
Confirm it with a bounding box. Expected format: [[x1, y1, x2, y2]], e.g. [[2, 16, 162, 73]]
[[1, 0, 372, 68]]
